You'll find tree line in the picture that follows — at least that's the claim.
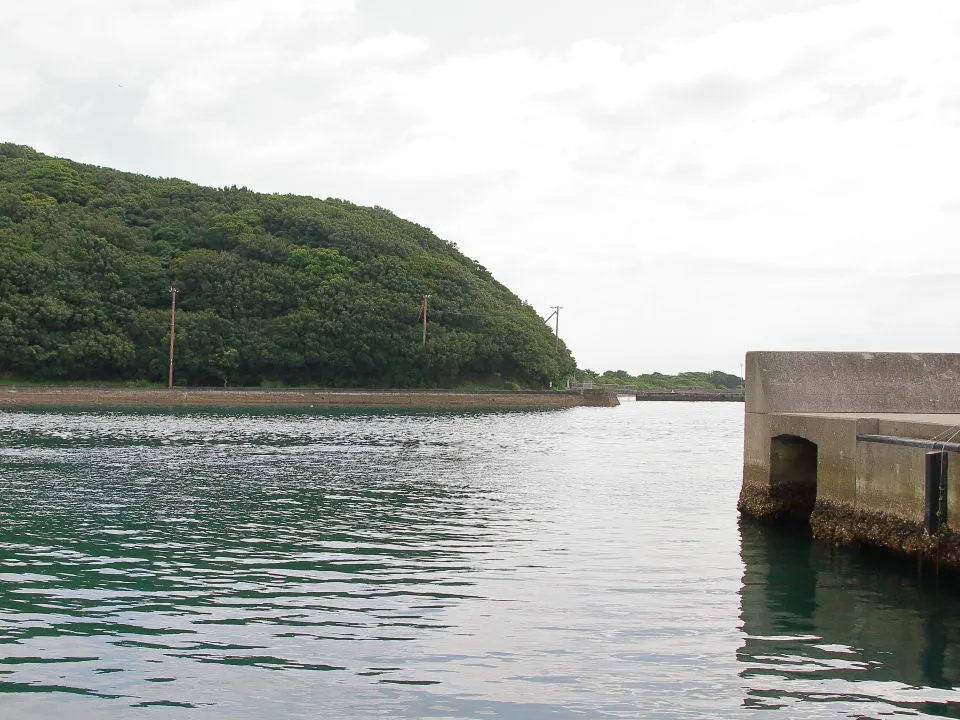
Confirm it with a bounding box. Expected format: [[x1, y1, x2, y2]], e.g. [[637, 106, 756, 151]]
[[0, 144, 575, 388], [577, 369, 743, 390]]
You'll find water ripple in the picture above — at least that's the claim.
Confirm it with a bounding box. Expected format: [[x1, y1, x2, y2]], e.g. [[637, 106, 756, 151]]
[[3, 404, 960, 717]]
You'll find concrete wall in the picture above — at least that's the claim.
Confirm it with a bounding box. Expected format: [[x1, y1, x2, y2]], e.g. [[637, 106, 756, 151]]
[[635, 390, 743, 402], [746, 351, 960, 414], [0, 387, 619, 411]]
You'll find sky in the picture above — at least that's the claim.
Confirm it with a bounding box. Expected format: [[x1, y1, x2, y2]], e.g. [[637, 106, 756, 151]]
[[2, 0, 959, 375]]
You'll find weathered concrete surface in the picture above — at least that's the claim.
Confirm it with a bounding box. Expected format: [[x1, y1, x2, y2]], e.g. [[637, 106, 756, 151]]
[[0, 387, 618, 411], [739, 352, 960, 568], [746, 351, 960, 414]]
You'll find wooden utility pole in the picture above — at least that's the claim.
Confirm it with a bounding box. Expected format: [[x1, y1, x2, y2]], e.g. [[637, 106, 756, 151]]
[[546, 305, 563, 352], [420, 294, 431, 345], [168, 287, 178, 389]]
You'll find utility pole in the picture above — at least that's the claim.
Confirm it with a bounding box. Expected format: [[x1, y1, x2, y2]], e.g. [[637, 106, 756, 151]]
[[420, 294, 431, 345], [546, 305, 563, 352], [168, 287, 178, 389]]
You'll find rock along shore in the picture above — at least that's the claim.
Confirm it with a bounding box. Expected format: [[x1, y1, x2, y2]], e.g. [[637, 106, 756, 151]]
[[0, 387, 618, 412]]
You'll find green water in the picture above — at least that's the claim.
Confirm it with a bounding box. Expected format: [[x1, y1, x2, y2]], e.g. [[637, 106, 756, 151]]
[[1, 402, 960, 718]]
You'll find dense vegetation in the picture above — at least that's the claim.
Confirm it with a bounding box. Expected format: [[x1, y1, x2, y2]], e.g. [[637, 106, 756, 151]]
[[0, 144, 575, 388], [577, 369, 743, 391]]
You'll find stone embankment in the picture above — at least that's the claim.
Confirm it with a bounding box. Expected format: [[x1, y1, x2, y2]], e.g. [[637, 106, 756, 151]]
[[0, 386, 618, 411]]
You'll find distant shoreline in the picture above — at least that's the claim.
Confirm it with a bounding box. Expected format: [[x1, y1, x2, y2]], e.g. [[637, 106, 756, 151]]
[[0, 387, 619, 411], [634, 389, 744, 402]]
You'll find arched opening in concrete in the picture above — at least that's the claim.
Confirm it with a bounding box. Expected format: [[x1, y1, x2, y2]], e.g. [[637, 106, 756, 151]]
[[769, 434, 818, 524]]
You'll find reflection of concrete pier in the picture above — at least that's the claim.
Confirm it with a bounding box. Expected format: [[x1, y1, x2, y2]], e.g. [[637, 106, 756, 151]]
[[738, 352, 960, 568], [738, 518, 960, 710]]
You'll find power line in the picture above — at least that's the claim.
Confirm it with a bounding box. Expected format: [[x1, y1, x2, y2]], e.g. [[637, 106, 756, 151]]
[[168, 287, 178, 389], [419, 294, 431, 345], [545, 305, 563, 352]]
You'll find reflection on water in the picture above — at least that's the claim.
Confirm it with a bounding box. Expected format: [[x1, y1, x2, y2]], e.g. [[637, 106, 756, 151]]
[[739, 518, 960, 717], [7, 403, 960, 718], [0, 403, 750, 718], [0, 410, 518, 717]]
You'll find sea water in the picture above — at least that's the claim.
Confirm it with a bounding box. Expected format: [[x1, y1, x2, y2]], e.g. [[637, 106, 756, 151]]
[[1, 401, 959, 718]]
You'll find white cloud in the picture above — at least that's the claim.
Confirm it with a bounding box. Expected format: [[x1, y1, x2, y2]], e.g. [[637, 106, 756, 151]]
[[2, 0, 960, 371], [301, 31, 430, 69]]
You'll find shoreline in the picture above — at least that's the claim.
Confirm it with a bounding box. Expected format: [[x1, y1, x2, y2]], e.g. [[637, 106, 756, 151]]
[[635, 390, 744, 402], [0, 386, 619, 411]]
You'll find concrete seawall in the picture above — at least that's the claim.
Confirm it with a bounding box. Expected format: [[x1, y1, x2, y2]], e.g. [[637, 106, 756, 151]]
[[0, 387, 618, 411], [636, 390, 743, 402], [738, 352, 960, 569]]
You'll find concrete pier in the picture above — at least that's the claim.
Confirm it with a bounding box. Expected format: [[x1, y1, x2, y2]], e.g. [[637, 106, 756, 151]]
[[738, 352, 960, 568]]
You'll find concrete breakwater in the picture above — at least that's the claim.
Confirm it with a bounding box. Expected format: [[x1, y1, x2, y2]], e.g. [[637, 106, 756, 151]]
[[738, 351, 960, 570], [636, 390, 743, 402], [0, 386, 618, 411]]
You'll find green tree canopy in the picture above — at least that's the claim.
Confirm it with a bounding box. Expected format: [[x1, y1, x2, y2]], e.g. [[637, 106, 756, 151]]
[[0, 143, 575, 388]]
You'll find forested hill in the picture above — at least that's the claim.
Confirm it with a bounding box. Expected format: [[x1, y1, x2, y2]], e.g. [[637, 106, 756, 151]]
[[0, 144, 575, 388]]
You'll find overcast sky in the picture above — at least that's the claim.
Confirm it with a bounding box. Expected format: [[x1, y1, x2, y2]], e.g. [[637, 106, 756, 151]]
[[3, 0, 959, 374]]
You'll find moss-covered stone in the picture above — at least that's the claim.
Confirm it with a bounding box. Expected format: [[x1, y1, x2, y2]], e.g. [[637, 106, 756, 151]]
[[810, 499, 960, 567]]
